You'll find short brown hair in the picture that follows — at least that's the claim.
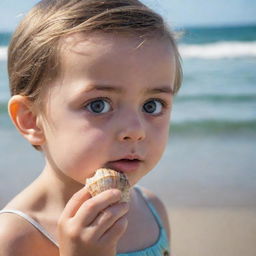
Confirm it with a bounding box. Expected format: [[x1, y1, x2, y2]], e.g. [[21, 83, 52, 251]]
[[8, 0, 182, 106]]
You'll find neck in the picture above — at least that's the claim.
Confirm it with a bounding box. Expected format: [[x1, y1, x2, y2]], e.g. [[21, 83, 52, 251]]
[[38, 162, 84, 211]]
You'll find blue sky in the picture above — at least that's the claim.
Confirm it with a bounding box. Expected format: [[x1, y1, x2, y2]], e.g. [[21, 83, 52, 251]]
[[0, 0, 256, 31]]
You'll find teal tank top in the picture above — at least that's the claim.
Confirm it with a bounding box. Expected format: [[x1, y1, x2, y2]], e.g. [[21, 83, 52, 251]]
[[117, 186, 170, 256], [0, 186, 170, 256]]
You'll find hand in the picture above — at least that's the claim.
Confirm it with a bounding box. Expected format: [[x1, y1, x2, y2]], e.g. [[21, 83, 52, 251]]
[[57, 188, 129, 256]]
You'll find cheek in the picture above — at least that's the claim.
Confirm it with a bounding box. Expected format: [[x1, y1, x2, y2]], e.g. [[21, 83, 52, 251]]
[[150, 119, 170, 156], [66, 128, 109, 162], [44, 126, 110, 180], [153, 116, 170, 141], [81, 129, 109, 155]]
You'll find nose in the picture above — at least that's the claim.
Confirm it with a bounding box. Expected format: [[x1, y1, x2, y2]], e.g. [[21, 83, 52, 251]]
[[117, 112, 146, 142]]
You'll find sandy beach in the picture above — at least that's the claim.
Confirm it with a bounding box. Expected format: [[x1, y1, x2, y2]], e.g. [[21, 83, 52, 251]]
[[169, 207, 256, 256]]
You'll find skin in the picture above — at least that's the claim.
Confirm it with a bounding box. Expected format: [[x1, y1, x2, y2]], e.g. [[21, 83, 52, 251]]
[[1, 32, 176, 256]]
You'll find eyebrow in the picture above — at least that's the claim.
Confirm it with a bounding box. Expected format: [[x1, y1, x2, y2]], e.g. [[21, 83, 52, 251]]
[[82, 84, 174, 95], [83, 85, 122, 93], [147, 87, 174, 95]]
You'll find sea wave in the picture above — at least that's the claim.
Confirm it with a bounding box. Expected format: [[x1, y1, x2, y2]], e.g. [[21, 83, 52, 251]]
[[171, 119, 256, 134], [179, 41, 256, 59], [0, 47, 7, 61], [174, 94, 256, 103]]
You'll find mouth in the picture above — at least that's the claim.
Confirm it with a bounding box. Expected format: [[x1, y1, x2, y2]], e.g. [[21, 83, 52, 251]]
[[105, 158, 142, 173]]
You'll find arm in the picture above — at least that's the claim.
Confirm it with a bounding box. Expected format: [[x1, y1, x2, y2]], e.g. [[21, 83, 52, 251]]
[[0, 214, 46, 256]]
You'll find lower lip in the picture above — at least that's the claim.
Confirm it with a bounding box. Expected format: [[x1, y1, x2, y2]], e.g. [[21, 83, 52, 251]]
[[107, 160, 141, 173]]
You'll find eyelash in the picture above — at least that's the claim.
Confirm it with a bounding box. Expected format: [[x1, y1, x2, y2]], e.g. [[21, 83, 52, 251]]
[[148, 98, 167, 108]]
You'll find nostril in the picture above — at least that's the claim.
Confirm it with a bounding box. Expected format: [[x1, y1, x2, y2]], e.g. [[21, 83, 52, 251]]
[[118, 129, 145, 142], [122, 135, 143, 141]]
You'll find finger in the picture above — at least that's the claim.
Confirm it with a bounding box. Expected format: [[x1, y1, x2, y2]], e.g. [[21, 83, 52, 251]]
[[99, 215, 128, 245], [74, 189, 122, 226], [90, 202, 129, 239], [61, 186, 91, 219]]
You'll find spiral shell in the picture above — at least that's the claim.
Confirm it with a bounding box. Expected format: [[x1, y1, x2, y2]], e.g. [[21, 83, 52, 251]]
[[85, 168, 130, 202]]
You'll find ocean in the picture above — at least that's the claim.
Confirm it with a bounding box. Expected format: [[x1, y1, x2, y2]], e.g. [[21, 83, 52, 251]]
[[0, 25, 256, 208]]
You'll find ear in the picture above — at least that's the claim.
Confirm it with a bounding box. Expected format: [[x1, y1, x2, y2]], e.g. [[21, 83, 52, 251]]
[[8, 95, 45, 146]]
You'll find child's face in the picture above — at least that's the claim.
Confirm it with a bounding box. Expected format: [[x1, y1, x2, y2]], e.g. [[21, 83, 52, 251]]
[[40, 32, 176, 187]]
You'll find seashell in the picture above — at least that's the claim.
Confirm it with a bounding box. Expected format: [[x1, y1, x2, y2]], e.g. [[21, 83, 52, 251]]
[[85, 168, 130, 202]]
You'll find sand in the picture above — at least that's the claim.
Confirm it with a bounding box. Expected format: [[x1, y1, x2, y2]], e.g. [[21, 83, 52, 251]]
[[169, 207, 256, 256]]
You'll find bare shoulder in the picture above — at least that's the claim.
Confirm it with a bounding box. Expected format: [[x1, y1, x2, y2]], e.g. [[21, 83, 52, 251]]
[[138, 186, 171, 241], [0, 213, 45, 256]]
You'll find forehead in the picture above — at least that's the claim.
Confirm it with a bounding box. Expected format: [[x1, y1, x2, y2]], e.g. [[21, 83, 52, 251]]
[[54, 32, 176, 95], [59, 31, 175, 66], [61, 31, 173, 52], [56, 32, 176, 89], [53, 32, 176, 98]]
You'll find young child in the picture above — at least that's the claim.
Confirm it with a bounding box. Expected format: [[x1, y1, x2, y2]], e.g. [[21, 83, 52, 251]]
[[0, 0, 182, 255]]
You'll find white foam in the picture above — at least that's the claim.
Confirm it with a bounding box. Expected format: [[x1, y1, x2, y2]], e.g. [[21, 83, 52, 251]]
[[179, 41, 256, 59], [0, 47, 7, 61]]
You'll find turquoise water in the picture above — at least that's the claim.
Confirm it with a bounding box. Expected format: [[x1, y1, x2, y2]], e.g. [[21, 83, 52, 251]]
[[179, 25, 256, 44], [0, 32, 10, 46]]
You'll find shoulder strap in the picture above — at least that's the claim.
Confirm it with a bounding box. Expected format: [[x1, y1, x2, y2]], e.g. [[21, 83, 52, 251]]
[[134, 186, 164, 229], [0, 209, 59, 247]]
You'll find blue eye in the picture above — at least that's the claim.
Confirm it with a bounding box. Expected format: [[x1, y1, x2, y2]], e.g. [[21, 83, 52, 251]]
[[86, 99, 111, 114], [143, 99, 164, 115]]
